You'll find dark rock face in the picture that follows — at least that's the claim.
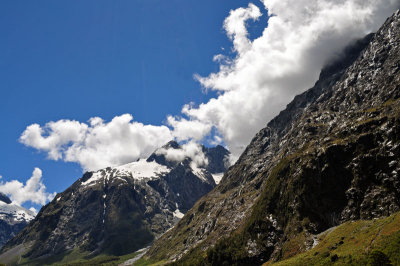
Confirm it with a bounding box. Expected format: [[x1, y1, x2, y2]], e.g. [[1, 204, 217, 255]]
[[0, 142, 229, 261], [202, 145, 230, 174], [0, 193, 35, 249], [0, 193, 11, 205], [146, 10, 400, 264], [0, 221, 26, 250]]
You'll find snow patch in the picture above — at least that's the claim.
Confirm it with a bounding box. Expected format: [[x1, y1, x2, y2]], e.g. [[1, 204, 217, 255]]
[[212, 173, 224, 184], [81, 159, 170, 187], [115, 159, 170, 179], [173, 208, 184, 219], [0, 201, 35, 222], [191, 165, 207, 182], [81, 171, 104, 186]]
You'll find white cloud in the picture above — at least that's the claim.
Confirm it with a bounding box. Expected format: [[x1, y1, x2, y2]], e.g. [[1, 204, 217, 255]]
[[20, 114, 173, 171], [0, 168, 55, 206], [20, 1, 400, 170], [20, 120, 88, 160], [156, 142, 208, 168], [172, 0, 400, 158], [29, 207, 38, 214], [224, 3, 262, 55], [167, 115, 212, 142]]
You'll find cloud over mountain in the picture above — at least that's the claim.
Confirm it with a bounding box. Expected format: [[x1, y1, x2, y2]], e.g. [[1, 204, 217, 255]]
[[20, 0, 400, 170], [177, 0, 400, 157], [156, 142, 209, 169], [20, 114, 173, 171], [0, 168, 55, 206]]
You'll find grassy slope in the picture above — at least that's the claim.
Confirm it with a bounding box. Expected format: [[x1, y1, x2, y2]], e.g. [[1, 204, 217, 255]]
[[135, 211, 400, 266], [2, 249, 141, 266], [266, 211, 400, 266]]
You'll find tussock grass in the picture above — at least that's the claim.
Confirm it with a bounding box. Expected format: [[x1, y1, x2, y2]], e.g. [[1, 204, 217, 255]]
[[269, 212, 400, 265]]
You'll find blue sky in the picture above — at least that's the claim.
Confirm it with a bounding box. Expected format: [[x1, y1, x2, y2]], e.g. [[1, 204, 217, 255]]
[[1, 1, 396, 212], [0, 0, 268, 210]]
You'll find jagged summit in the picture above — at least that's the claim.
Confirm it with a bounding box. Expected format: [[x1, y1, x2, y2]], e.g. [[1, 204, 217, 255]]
[[147, 141, 230, 176], [0, 141, 229, 263], [146, 140, 184, 169], [163, 140, 181, 149]]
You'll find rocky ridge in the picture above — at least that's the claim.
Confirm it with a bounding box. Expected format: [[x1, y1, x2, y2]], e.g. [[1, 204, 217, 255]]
[[0, 141, 229, 263], [146, 10, 400, 265], [0, 193, 35, 249]]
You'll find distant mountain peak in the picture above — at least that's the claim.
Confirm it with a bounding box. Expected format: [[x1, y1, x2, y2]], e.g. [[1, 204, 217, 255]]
[[0, 199, 35, 249], [0, 141, 230, 262], [163, 140, 180, 149], [0, 193, 11, 205]]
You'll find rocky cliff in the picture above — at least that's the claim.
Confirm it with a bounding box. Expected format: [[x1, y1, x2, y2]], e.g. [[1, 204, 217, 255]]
[[0, 141, 229, 264], [145, 10, 400, 265]]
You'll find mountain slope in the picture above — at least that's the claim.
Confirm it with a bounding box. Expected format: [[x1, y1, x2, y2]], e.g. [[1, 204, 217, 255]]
[[145, 10, 400, 265], [0, 193, 35, 249], [0, 141, 229, 264], [269, 211, 400, 265]]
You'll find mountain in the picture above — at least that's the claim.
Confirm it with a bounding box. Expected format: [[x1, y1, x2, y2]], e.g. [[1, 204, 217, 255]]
[[0, 141, 229, 264], [144, 10, 400, 265], [0, 193, 35, 249]]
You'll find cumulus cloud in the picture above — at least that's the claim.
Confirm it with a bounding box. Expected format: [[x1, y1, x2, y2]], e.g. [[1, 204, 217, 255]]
[[156, 142, 209, 169], [0, 168, 56, 206], [173, 0, 400, 158], [167, 115, 212, 142], [20, 1, 400, 170], [20, 120, 88, 160], [20, 114, 173, 171]]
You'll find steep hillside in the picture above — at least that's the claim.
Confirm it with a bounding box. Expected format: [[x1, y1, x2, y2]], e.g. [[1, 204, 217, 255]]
[[145, 10, 400, 265], [268, 211, 400, 265], [0, 141, 229, 265]]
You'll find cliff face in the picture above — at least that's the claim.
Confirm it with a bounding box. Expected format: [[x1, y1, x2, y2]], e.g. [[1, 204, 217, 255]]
[[0, 142, 229, 263], [146, 10, 400, 265]]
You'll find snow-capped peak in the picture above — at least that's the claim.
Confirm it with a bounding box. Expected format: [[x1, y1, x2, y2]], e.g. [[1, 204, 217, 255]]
[[81, 159, 170, 187], [116, 159, 170, 179], [0, 201, 36, 223]]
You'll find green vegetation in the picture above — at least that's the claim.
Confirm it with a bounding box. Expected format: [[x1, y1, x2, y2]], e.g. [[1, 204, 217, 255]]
[[134, 258, 167, 266], [60, 251, 146, 266], [15, 249, 141, 266], [58, 255, 120, 266], [165, 108, 400, 266], [267, 212, 400, 265], [102, 212, 153, 256], [170, 157, 294, 266], [165, 158, 400, 266]]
